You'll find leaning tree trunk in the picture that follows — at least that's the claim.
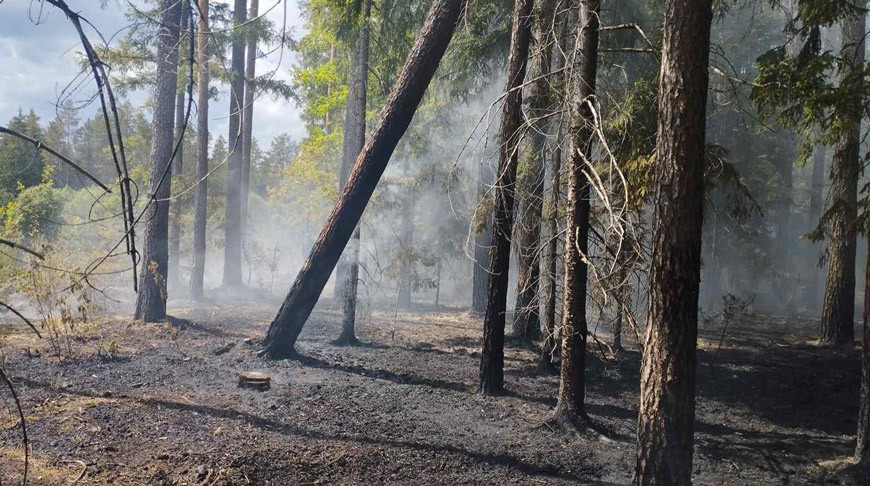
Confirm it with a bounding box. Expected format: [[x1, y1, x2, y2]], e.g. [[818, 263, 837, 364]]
[[222, 0, 246, 288], [859, 239, 870, 482], [261, 0, 468, 358], [805, 144, 825, 310], [477, 0, 535, 396], [335, 2, 370, 345], [511, 0, 557, 345], [241, 0, 259, 231], [633, 0, 712, 483], [190, 0, 209, 301], [472, 158, 493, 314], [170, 1, 188, 291], [820, 5, 864, 346], [134, 0, 182, 322], [553, 0, 599, 424]]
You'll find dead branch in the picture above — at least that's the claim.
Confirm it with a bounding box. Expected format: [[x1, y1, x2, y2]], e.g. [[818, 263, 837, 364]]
[[0, 301, 43, 338], [0, 239, 45, 260]]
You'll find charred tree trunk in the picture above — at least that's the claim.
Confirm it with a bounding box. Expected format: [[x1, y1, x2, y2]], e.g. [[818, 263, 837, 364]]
[[134, 0, 182, 322], [805, 145, 825, 311], [334, 0, 370, 346], [553, 0, 599, 423], [241, 0, 258, 230], [190, 0, 209, 301], [222, 0, 246, 288], [633, 0, 712, 483], [820, 6, 864, 346], [511, 0, 557, 345], [477, 0, 534, 396], [472, 159, 493, 314], [170, 2, 188, 290], [261, 0, 467, 358], [858, 239, 870, 481]]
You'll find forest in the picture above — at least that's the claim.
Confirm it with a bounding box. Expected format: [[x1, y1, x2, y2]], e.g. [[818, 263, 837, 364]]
[[0, 0, 869, 484]]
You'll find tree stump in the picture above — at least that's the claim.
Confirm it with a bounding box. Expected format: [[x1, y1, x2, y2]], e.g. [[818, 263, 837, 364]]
[[237, 372, 270, 391]]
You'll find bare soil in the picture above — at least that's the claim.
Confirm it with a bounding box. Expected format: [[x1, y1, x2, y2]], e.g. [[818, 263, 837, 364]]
[[0, 297, 862, 485]]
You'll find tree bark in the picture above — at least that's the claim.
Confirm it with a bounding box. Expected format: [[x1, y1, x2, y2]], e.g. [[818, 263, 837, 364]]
[[222, 0, 246, 288], [134, 0, 182, 322], [633, 0, 712, 483], [820, 5, 864, 346], [335, 0, 370, 345], [858, 237, 870, 482], [241, 0, 258, 230], [805, 145, 825, 311], [170, 1, 188, 290], [472, 159, 493, 314], [511, 0, 557, 344], [261, 0, 467, 358], [190, 0, 209, 301], [477, 0, 535, 396], [553, 0, 599, 423]]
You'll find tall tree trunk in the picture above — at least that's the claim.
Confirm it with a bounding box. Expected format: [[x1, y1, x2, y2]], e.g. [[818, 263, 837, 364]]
[[511, 0, 557, 344], [805, 145, 825, 311], [553, 0, 599, 423], [261, 0, 467, 358], [477, 0, 534, 396], [134, 0, 182, 322], [858, 238, 870, 482], [633, 0, 712, 483], [190, 0, 209, 301], [820, 5, 864, 345], [222, 0, 246, 288], [334, 0, 370, 345], [472, 159, 493, 313], [170, 1, 188, 291], [241, 0, 258, 232], [539, 141, 561, 370]]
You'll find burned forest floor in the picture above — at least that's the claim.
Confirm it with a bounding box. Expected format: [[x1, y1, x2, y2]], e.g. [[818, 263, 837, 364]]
[[0, 296, 863, 485]]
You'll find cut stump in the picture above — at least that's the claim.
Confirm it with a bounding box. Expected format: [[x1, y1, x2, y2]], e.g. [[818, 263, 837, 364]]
[[238, 371, 270, 391]]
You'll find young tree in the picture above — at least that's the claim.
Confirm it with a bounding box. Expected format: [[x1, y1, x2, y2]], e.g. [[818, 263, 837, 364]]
[[553, 0, 599, 424], [334, 0, 371, 345], [190, 0, 210, 300], [633, 0, 713, 483], [223, 0, 246, 288], [261, 0, 468, 358], [820, 5, 865, 345], [477, 0, 534, 396], [511, 0, 558, 344], [804, 145, 825, 309], [134, 0, 183, 322], [472, 159, 492, 314]]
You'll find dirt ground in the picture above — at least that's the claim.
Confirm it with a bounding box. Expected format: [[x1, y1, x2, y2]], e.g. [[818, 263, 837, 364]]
[[0, 296, 862, 485]]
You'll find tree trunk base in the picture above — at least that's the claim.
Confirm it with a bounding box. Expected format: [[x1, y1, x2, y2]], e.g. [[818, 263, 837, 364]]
[[535, 360, 558, 376], [331, 334, 361, 347]]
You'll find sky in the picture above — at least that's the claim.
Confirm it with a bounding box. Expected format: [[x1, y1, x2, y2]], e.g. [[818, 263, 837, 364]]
[[0, 0, 306, 148]]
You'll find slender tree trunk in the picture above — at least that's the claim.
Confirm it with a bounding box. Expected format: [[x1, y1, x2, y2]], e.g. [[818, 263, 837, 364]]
[[633, 0, 712, 483], [805, 145, 825, 311], [335, 0, 370, 345], [241, 0, 258, 231], [511, 0, 557, 344], [134, 0, 182, 322], [170, 1, 188, 291], [261, 0, 467, 358], [222, 0, 246, 288], [190, 0, 209, 301], [472, 159, 493, 314], [553, 0, 599, 423], [539, 142, 561, 370], [820, 5, 864, 346], [477, 0, 534, 396], [398, 191, 416, 309], [858, 238, 870, 481]]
